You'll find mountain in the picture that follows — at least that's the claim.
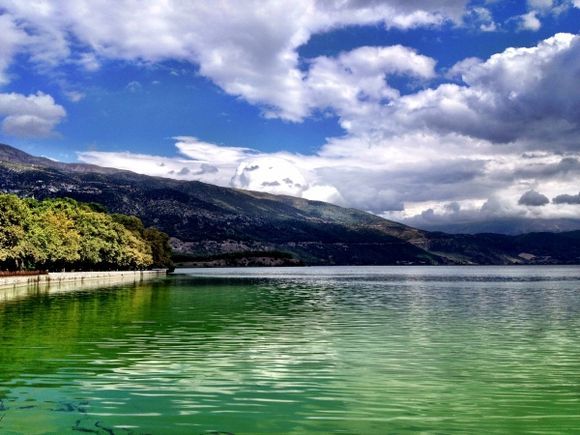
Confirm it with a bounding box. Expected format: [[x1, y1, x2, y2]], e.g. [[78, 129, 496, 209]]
[[411, 218, 580, 236], [0, 143, 579, 265]]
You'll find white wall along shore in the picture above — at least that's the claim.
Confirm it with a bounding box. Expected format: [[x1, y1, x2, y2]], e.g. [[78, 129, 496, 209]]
[[0, 269, 168, 293]]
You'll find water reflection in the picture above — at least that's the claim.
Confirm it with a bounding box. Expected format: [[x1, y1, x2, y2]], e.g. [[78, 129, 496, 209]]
[[0, 267, 579, 433]]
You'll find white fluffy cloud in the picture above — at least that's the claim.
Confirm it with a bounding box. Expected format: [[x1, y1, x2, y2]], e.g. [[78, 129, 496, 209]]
[[0, 2, 577, 225], [0, 14, 27, 85], [232, 157, 309, 197], [0, 11, 66, 137], [79, 136, 345, 203], [78, 33, 580, 226], [0, 0, 467, 121], [305, 45, 435, 120], [0, 92, 66, 137], [518, 0, 579, 30], [378, 33, 580, 147], [529, 0, 579, 11], [529, 0, 555, 10], [518, 11, 542, 30], [467, 7, 497, 32]]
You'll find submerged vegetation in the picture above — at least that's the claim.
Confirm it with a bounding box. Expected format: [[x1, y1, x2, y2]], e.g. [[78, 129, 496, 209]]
[[0, 194, 172, 271]]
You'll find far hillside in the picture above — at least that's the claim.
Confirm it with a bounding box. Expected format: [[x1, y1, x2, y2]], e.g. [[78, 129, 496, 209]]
[[1, 143, 580, 265]]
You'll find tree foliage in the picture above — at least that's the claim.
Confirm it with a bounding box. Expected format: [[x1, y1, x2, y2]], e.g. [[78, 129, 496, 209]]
[[0, 194, 172, 271]]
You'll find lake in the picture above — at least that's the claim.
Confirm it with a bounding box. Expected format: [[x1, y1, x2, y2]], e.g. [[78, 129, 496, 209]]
[[1, 266, 580, 434]]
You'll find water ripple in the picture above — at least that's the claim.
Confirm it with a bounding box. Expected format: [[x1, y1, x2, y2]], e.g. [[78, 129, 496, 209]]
[[0, 266, 579, 433]]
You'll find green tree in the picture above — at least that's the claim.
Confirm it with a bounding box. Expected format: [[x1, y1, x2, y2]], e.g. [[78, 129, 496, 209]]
[[0, 194, 168, 272], [112, 214, 145, 234], [26, 199, 81, 270], [144, 227, 174, 269], [0, 195, 30, 270]]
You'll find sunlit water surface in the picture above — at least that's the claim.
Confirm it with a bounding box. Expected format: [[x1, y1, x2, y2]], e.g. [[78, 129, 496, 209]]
[[1, 266, 580, 434]]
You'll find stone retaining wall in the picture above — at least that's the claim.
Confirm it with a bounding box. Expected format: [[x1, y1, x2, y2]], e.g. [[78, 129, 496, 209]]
[[0, 269, 167, 291]]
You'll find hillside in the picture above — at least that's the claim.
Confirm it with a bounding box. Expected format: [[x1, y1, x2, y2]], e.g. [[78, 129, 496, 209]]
[[1, 143, 579, 265], [410, 217, 580, 236]]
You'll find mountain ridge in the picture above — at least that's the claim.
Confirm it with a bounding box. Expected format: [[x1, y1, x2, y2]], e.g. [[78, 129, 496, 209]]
[[0, 143, 579, 265], [409, 217, 580, 236]]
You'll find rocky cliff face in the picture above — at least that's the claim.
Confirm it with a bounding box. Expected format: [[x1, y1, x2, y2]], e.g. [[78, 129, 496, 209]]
[[1, 143, 579, 265]]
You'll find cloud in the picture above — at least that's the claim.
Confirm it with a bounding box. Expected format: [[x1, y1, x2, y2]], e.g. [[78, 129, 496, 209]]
[[231, 157, 308, 196], [73, 32, 580, 229], [63, 90, 85, 102], [518, 190, 550, 206], [517, 11, 542, 31], [512, 157, 580, 180], [0, 11, 67, 138], [553, 192, 580, 204], [0, 92, 66, 137], [528, 0, 554, 9], [79, 137, 344, 203], [0, 13, 27, 85], [126, 81, 142, 93], [79, 150, 230, 186], [519, 0, 578, 29], [0, 1, 574, 227], [376, 33, 580, 148], [305, 45, 436, 119], [400, 197, 522, 229], [0, 0, 468, 121], [465, 7, 497, 32], [77, 132, 577, 215], [77, 52, 100, 72], [0, 13, 67, 138]]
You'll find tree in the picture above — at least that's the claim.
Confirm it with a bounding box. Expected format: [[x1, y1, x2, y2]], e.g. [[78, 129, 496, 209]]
[[0, 194, 168, 272], [25, 198, 81, 270], [112, 214, 145, 234], [0, 195, 30, 270], [144, 227, 174, 269]]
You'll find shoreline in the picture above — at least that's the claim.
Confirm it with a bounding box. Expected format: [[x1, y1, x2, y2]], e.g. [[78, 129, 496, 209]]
[[0, 269, 167, 292]]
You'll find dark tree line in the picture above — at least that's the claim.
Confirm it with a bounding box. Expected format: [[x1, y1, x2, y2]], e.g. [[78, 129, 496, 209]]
[[0, 194, 173, 271]]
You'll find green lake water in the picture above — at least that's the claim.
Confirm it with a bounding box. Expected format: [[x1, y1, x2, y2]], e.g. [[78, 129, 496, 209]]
[[1, 266, 580, 434]]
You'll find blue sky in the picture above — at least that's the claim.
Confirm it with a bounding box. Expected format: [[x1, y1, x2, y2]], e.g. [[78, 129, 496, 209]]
[[0, 0, 579, 228], [6, 59, 345, 158]]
